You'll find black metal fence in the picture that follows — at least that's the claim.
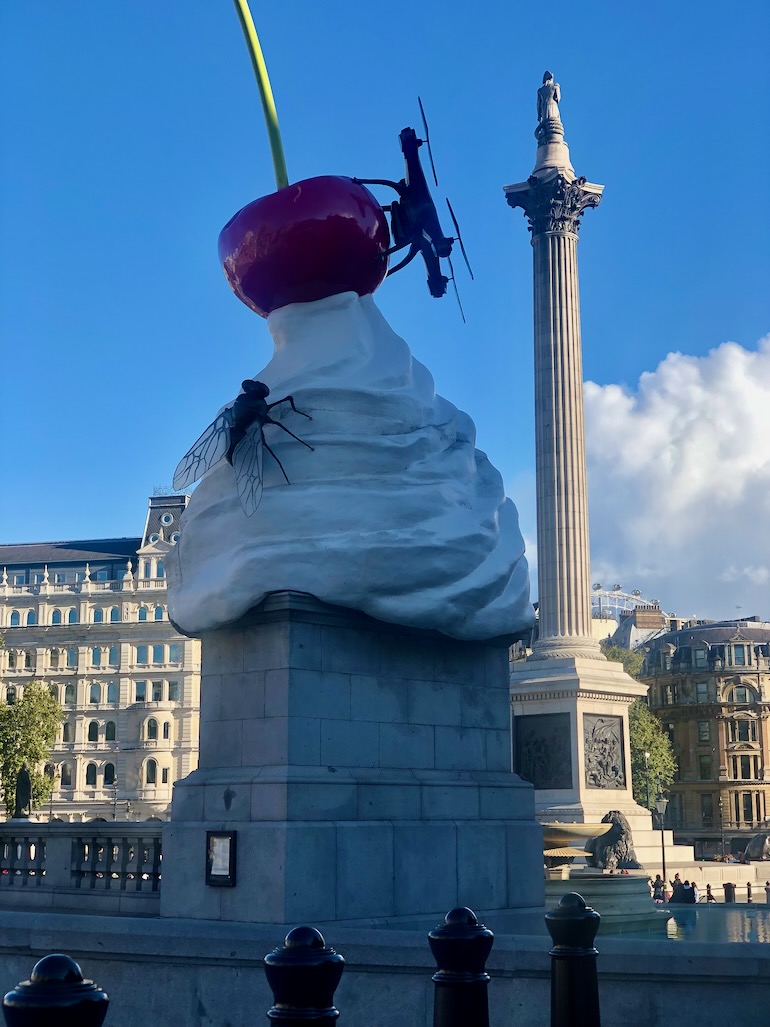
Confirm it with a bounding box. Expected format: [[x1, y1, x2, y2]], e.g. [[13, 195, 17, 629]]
[[1, 893, 601, 1027]]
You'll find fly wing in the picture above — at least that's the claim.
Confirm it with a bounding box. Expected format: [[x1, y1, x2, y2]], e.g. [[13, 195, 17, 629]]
[[173, 409, 233, 491], [232, 421, 264, 517]]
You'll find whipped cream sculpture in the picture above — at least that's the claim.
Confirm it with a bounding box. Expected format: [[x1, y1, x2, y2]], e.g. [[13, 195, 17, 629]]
[[168, 290, 533, 641], [167, 20, 532, 640]]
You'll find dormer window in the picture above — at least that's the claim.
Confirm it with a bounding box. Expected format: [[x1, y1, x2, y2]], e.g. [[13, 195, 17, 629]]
[[733, 645, 747, 666]]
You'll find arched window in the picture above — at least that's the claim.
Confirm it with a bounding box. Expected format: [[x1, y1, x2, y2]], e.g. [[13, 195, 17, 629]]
[[136, 645, 148, 665], [93, 608, 103, 624], [138, 607, 148, 622], [152, 645, 164, 665], [60, 764, 73, 787], [146, 759, 157, 785], [62, 722, 73, 742], [156, 560, 165, 579], [64, 683, 76, 704], [6, 686, 16, 705], [24, 651, 33, 670], [68, 609, 78, 624], [87, 721, 99, 742], [142, 560, 151, 579], [106, 681, 118, 704], [105, 721, 116, 742], [89, 683, 101, 705], [50, 650, 60, 670], [104, 763, 115, 786], [108, 646, 119, 667], [154, 605, 164, 621], [26, 610, 36, 626], [110, 607, 120, 623], [91, 647, 101, 667], [163, 721, 171, 740], [7, 652, 16, 669], [86, 763, 97, 787], [67, 647, 77, 668], [51, 609, 62, 625], [48, 684, 59, 702], [9, 612, 20, 627], [147, 718, 158, 741]]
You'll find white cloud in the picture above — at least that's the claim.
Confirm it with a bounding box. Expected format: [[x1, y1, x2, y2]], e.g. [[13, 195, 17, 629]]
[[583, 335, 770, 620]]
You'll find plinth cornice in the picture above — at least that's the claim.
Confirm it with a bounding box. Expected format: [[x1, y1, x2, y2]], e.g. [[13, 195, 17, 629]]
[[504, 171, 603, 236]]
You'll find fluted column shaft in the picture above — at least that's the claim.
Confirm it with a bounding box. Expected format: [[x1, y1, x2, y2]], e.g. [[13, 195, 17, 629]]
[[532, 229, 593, 644]]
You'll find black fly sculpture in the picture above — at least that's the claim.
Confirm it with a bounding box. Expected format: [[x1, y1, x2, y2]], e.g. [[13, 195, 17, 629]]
[[356, 99, 473, 318], [173, 381, 313, 516]]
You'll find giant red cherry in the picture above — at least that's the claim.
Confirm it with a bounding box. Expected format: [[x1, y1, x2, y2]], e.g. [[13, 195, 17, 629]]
[[218, 175, 390, 317]]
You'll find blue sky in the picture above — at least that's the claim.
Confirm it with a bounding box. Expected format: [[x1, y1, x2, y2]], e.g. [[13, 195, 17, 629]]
[[2, 2, 769, 617]]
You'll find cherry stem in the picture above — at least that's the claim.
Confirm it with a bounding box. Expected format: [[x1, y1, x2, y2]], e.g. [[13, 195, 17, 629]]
[[232, 0, 289, 189]]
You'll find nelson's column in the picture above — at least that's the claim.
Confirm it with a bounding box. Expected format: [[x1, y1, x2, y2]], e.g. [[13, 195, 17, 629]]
[[506, 73, 649, 828]]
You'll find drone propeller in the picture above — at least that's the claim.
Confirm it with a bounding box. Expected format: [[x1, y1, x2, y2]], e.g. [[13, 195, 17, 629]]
[[417, 96, 439, 187], [446, 198, 474, 280], [447, 255, 466, 324]]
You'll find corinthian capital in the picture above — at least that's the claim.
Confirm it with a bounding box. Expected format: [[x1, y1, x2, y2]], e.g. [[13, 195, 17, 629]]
[[506, 174, 602, 236]]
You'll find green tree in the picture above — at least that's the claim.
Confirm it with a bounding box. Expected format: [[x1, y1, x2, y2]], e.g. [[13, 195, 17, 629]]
[[628, 698, 677, 809], [0, 682, 62, 816], [600, 639, 645, 678]]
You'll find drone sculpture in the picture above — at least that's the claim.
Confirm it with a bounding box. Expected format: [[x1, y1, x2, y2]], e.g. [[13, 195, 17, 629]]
[[356, 100, 473, 316]]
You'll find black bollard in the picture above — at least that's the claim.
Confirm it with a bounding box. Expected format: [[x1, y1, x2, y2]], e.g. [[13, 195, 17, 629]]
[[545, 892, 601, 1027], [724, 882, 736, 903], [264, 926, 344, 1027], [765, 881, 770, 904], [428, 907, 494, 1027], [3, 954, 109, 1027], [747, 882, 753, 903]]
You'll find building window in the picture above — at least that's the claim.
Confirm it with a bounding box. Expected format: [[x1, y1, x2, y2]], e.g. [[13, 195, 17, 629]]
[[142, 561, 151, 579], [695, 682, 708, 703], [26, 610, 36, 626], [108, 646, 119, 667], [9, 612, 20, 627], [48, 684, 59, 702], [701, 793, 714, 826], [698, 755, 712, 780], [7, 652, 16, 669], [86, 763, 97, 787], [107, 681, 118, 704], [62, 722, 73, 742], [87, 721, 99, 742], [156, 560, 165, 579], [89, 683, 101, 705], [64, 683, 76, 704], [161, 768, 169, 784], [24, 652, 33, 670], [146, 759, 157, 785], [109, 606, 120, 623], [152, 645, 164, 666], [6, 686, 17, 705], [169, 643, 181, 664], [147, 718, 158, 741], [135, 681, 147, 702], [160, 513, 174, 526], [67, 647, 77, 668], [731, 686, 751, 704], [136, 645, 148, 665], [95, 569, 109, 582], [732, 755, 759, 780], [694, 649, 707, 669], [697, 721, 710, 743], [51, 609, 62, 625], [733, 645, 746, 666], [50, 650, 60, 670], [104, 763, 115, 786], [91, 647, 102, 668], [730, 719, 757, 743], [105, 720, 116, 742], [168, 681, 179, 702], [93, 608, 104, 624], [68, 609, 78, 624], [154, 605, 164, 621], [163, 721, 170, 740], [138, 607, 148, 622], [60, 764, 73, 787]]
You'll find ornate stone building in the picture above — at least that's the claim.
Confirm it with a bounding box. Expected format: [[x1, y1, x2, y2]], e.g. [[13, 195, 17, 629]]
[[0, 494, 200, 821], [642, 618, 770, 858]]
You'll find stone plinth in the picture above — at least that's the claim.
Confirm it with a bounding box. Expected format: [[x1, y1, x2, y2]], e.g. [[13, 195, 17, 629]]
[[161, 593, 543, 923]]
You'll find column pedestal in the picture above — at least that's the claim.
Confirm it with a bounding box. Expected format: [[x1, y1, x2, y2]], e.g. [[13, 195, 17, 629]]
[[161, 593, 543, 924]]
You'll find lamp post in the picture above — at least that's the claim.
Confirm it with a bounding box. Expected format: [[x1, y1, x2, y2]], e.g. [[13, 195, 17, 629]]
[[112, 778, 119, 821], [644, 750, 651, 810], [719, 795, 726, 860], [656, 794, 669, 899]]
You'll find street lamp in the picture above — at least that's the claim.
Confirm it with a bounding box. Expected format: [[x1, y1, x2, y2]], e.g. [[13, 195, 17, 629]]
[[112, 778, 119, 821], [643, 750, 651, 810], [656, 794, 669, 899], [718, 795, 726, 860]]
